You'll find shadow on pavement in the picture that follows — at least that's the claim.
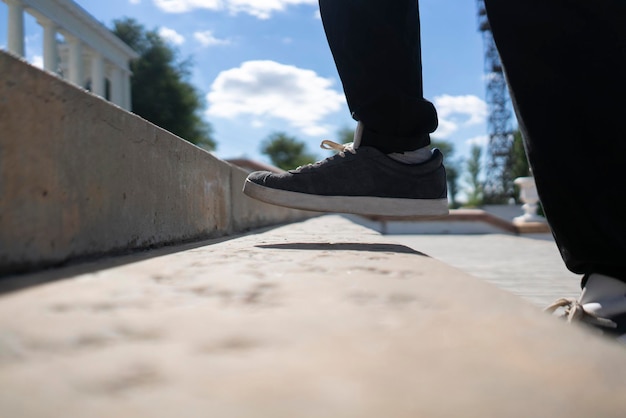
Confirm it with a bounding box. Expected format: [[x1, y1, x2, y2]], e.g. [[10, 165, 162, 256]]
[[256, 242, 427, 256], [0, 224, 286, 296]]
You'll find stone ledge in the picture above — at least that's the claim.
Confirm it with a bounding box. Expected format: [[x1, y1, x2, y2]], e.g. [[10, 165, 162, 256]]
[[364, 208, 550, 234], [0, 215, 624, 417], [0, 51, 312, 276], [513, 220, 551, 234]]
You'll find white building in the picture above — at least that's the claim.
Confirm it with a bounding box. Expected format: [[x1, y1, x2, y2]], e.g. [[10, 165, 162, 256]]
[[2, 0, 138, 110]]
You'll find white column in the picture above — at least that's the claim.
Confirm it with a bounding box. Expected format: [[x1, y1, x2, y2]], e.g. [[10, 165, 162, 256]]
[[122, 70, 131, 110], [109, 66, 123, 107], [90, 52, 105, 97], [6, 0, 25, 57], [66, 35, 84, 88], [38, 18, 59, 73]]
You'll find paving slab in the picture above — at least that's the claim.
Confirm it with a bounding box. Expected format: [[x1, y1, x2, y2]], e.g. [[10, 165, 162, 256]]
[[0, 215, 625, 418], [387, 233, 580, 307]]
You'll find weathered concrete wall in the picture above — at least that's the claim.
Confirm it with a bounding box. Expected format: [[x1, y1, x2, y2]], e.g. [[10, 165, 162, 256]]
[[228, 166, 310, 233], [1, 216, 625, 417], [0, 51, 311, 275]]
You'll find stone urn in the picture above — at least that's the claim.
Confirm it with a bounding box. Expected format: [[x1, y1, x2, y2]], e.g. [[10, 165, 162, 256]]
[[513, 176, 545, 224]]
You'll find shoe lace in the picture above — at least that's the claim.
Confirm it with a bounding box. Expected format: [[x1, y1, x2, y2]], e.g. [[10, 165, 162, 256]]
[[320, 140, 357, 157], [544, 298, 618, 329], [294, 140, 357, 171]]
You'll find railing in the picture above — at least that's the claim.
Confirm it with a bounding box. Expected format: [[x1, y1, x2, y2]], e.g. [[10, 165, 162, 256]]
[[2, 0, 137, 109]]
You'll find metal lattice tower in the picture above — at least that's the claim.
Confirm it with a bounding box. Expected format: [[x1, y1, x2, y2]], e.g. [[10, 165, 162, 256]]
[[477, 0, 516, 202]]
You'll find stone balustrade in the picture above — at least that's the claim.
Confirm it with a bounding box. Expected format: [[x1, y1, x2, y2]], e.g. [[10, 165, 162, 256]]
[[2, 0, 137, 110]]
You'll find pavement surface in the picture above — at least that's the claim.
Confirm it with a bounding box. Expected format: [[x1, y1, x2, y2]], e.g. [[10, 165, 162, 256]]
[[347, 211, 580, 307], [1, 215, 625, 418], [387, 233, 580, 307]]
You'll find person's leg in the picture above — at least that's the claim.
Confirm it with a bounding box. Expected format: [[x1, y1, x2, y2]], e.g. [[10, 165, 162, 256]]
[[242, 0, 447, 217], [485, 0, 626, 336], [319, 0, 438, 154], [485, 0, 626, 281]]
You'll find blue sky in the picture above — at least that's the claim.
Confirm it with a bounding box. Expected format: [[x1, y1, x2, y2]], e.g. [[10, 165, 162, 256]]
[[0, 0, 493, 169]]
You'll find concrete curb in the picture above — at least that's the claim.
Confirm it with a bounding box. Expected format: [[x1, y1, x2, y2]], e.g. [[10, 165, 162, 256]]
[[0, 51, 312, 276], [0, 215, 624, 417]]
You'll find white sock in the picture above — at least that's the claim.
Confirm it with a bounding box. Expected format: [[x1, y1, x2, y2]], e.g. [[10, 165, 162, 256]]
[[387, 147, 433, 164], [353, 121, 364, 149], [579, 273, 626, 317], [352, 121, 432, 164]]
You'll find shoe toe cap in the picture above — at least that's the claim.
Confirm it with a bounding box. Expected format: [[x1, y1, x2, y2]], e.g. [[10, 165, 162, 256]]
[[246, 170, 274, 185]]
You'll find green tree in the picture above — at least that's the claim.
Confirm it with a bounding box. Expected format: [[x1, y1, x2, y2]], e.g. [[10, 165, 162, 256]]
[[511, 129, 531, 186], [260, 132, 317, 171], [464, 144, 484, 207], [337, 126, 355, 144], [112, 18, 215, 150], [431, 139, 460, 208]]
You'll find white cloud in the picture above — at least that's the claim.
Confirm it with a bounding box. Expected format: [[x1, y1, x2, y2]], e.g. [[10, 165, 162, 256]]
[[25, 33, 40, 44], [194, 30, 230, 47], [432, 94, 487, 138], [158, 27, 186, 45], [466, 134, 489, 147], [30, 55, 43, 69], [482, 72, 506, 83], [207, 60, 345, 136], [153, 0, 317, 19], [154, 0, 220, 13], [228, 0, 317, 19], [433, 119, 458, 139]]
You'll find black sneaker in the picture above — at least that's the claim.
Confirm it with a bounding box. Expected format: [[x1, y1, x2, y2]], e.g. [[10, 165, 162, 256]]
[[545, 273, 626, 343], [242, 139, 448, 217]]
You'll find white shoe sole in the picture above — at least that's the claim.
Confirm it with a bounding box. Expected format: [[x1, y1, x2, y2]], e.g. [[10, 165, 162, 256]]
[[243, 179, 449, 217]]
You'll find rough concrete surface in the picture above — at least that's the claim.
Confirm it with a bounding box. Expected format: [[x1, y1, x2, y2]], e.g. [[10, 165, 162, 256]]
[[389, 233, 580, 307], [0, 51, 310, 275], [0, 216, 625, 418]]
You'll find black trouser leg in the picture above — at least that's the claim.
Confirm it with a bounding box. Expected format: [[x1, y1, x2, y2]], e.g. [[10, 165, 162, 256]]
[[319, 0, 438, 153], [485, 0, 626, 282]]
